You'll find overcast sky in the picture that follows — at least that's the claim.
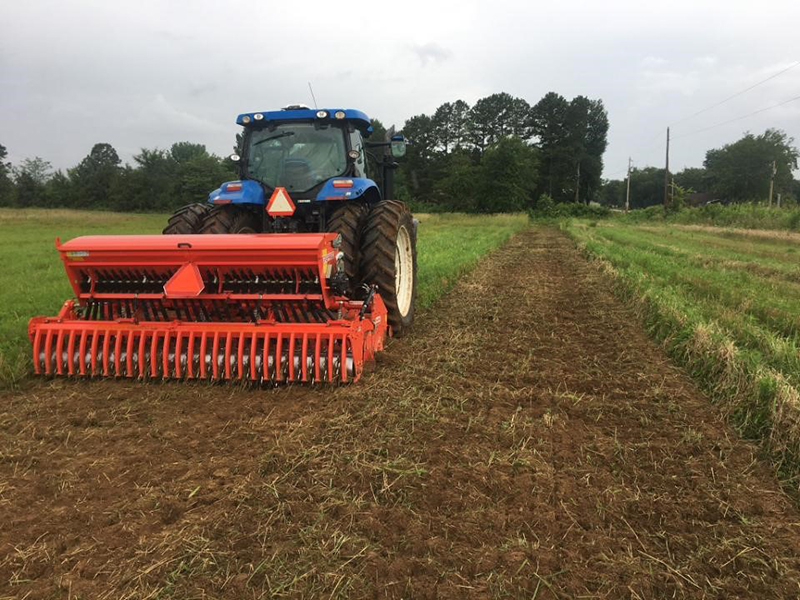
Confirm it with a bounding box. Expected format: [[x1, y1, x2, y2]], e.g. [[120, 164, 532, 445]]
[[1, 0, 799, 180]]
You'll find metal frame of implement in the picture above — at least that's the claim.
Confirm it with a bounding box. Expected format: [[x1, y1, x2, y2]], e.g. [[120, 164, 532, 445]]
[[28, 233, 388, 383]]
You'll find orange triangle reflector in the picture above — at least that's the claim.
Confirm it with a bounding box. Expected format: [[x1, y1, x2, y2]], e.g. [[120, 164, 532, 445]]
[[163, 262, 205, 298], [266, 187, 296, 217]]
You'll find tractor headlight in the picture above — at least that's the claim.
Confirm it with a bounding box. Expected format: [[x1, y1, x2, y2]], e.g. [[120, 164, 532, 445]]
[[254, 113, 264, 121], [316, 110, 328, 119], [242, 115, 252, 124], [334, 110, 346, 119]]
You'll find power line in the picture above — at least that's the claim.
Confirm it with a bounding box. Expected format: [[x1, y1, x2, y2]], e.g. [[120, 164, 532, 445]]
[[672, 93, 800, 140], [669, 61, 800, 127]]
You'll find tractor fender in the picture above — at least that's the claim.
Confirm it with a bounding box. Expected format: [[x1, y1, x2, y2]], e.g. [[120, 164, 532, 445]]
[[315, 177, 381, 203], [208, 180, 265, 206]]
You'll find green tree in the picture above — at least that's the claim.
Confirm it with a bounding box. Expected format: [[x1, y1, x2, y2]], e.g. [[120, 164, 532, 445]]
[[531, 93, 608, 203], [432, 100, 471, 153], [13, 157, 52, 207], [431, 149, 479, 210], [477, 137, 538, 212], [598, 179, 626, 207], [69, 143, 122, 208], [400, 114, 439, 201], [0, 144, 14, 206], [704, 129, 798, 202], [469, 93, 531, 151], [530, 92, 571, 200], [627, 166, 666, 208], [675, 167, 709, 193]]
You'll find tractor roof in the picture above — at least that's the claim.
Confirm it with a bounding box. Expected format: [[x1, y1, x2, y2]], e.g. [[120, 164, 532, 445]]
[[235, 108, 373, 135]]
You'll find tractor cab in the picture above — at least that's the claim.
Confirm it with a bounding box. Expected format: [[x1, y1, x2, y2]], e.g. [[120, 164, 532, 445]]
[[235, 107, 375, 202], [213, 107, 405, 214]]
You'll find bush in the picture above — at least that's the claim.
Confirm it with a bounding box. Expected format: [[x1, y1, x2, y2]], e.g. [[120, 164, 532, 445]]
[[529, 194, 611, 220], [618, 202, 800, 231]]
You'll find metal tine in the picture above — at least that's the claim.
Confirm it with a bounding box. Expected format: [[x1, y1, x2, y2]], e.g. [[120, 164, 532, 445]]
[[126, 332, 135, 377], [301, 333, 309, 382], [138, 333, 147, 378], [261, 331, 270, 382], [328, 333, 335, 382], [211, 332, 221, 379], [175, 332, 183, 379], [114, 332, 123, 376], [314, 334, 322, 382], [199, 333, 208, 379], [67, 330, 77, 375], [288, 333, 296, 381], [54, 330, 65, 375], [249, 332, 258, 381], [150, 333, 159, 379], [275, 333, 283, 382], [162, 331, 171, 379], [237, 334, 246, 380], [341, 334, 348, 383], [90, 333, 100, 376], [79, 330, 88, 376], [102, 330, 111, 377]]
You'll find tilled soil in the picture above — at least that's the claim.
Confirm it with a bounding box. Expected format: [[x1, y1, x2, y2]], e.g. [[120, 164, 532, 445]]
[[1, 228, 799, 599]]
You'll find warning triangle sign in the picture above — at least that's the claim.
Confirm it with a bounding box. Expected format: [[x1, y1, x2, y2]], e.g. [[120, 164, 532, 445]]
[[266, 187, 296, 217]]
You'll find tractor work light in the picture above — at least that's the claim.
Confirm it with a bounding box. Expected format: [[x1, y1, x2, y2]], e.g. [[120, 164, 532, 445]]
[[254, 113, 264, 121], [332, 180, 354, 188], [316, 110, 328, 118], [242, 115, 252, 124], [334, 110, 346, 119]]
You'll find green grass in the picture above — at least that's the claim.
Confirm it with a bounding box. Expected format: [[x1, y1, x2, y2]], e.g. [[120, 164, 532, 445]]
[[0, 208, 527, 386], [567, 220, 800, 493]]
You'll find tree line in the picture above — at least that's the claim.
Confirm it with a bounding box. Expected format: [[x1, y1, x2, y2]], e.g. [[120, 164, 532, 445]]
[[395, 91, 608, 211], [0, 142, 236, 212], [600, 128, 800, 209], [0, 91, 609, 213]]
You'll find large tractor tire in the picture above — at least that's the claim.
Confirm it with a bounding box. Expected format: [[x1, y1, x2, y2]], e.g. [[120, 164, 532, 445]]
[[360, 200, 417, 337], [162, 203, 211, 234], [327, 203, 368, 292], [200, 205, 260, 234]]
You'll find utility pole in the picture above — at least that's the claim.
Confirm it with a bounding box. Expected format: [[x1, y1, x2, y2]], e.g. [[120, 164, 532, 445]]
[[664, 127, 670, 207], [625, 157, 632, 212], [575, 161, 581, 204], [768, 160, 776, 207], [778, 193, 782, 208]]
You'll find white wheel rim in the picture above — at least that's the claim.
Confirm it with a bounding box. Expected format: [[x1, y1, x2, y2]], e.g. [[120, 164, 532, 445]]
[[395, 225, 414, 317]]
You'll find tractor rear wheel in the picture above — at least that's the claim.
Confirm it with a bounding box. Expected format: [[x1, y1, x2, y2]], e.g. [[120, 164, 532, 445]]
[[200, 205, 260, 234], [360, 200, 417, 337], [162, 203, 211, 234], [326, 203, 368, 292]]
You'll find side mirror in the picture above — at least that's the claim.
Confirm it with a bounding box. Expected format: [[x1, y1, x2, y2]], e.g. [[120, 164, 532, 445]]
[[390, 135, 407, 158], [229, 153, 241, 163]]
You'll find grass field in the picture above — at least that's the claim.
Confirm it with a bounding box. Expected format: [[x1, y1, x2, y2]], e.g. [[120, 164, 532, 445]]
[[0, 208, 527, 386], [567, 221, 800, 490]]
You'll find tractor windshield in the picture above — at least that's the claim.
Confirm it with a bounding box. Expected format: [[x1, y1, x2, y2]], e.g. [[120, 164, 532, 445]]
[[246, 123, 347, 193]]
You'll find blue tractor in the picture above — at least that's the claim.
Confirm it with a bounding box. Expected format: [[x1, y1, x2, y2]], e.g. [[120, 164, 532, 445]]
[[163, 105, 417, 336]]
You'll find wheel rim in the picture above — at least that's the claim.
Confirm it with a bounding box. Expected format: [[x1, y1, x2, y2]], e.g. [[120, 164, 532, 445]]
[[394, 225, 414, 317]]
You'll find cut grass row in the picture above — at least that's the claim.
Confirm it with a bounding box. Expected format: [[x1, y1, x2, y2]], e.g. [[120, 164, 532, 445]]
[[567, 221, 800, 494], [0, 208, 528, 387]]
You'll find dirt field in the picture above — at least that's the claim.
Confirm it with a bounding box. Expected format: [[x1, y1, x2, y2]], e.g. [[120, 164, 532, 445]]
[[2, 227, 800, 599]]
